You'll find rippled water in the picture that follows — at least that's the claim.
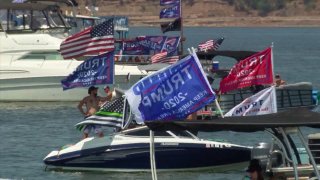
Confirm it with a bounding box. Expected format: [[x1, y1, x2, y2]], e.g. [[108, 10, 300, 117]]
[[1, 27, 320, 179]]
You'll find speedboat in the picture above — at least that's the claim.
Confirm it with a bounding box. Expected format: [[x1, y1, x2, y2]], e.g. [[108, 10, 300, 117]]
[[0, 1, 149, 101], [43, 126, 252, 172], [146, 108, 320, 179]]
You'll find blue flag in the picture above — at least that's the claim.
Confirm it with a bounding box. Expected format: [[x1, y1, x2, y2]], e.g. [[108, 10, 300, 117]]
[[121, 40, 150, 55], [160, 0, 180, 6], [61, 51, 114, 90], [125, 52, 216, 122], [161, 36, 181, 56], [160, 2, 180, 19], [137, 36, 167, 53]]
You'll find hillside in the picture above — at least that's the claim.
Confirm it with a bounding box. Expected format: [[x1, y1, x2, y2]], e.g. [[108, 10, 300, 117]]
[[64, 0, 320, 27]]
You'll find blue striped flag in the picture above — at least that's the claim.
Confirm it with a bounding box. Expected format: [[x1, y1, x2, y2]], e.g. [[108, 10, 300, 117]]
[[75, 97, 125, 130]]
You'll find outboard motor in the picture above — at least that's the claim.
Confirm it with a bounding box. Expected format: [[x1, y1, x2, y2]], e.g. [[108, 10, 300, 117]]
[[251, 142, 283, 170]]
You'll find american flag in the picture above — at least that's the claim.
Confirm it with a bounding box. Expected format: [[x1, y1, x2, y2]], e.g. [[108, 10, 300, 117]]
[[60, 19, 114, 59], [151, 51, 167, 63], [151, 52, 179, 64], [156, 56, 179, 64], [198, 37, 224, 52]]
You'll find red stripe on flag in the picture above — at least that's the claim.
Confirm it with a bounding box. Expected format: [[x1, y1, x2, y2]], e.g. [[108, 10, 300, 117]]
[[151, 51, 168, 63], [60, 20, 114, 59], [152, 55, 179, 64]]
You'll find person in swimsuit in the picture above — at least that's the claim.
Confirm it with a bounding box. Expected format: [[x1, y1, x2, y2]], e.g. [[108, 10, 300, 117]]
[[78, 86, 104, 138]]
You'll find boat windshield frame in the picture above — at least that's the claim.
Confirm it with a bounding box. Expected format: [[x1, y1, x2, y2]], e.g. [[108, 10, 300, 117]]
[[0, 3, 70, 33], [119, 126, 198, 139]]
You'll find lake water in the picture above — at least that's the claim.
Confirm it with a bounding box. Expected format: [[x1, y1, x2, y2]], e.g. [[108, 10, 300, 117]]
[[0, 27, 320, 179]]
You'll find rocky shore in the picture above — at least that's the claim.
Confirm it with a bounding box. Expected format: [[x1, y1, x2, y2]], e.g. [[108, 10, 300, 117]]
[[130, 16, 320, 27], [67, 0, 320, 27]]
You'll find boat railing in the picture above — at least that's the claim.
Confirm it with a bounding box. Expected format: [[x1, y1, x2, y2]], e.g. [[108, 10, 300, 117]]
[[218, 88, 315, 112], [195, 83, 316, 119], [219, 88, 316, 112]]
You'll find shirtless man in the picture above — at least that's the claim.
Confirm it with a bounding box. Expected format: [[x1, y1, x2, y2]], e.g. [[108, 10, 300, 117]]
[[78, 86, 104, 138], [78, 86, 102, 116], [274, 74, 286, 87]]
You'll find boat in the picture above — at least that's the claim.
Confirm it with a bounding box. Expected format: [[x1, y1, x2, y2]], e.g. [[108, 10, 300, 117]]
[[43, 125, 252, 172], [0, 1, 150, 102], [146, 107, 320, 179], [43, 86, 252, 172], [194, 49, 318, 117], [141, 48, 320, 179], [143, 49, 320, 178]]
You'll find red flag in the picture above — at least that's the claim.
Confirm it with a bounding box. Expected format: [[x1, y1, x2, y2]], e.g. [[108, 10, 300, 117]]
[[60, 19, 114, 59], [219, 47, 273, 93]]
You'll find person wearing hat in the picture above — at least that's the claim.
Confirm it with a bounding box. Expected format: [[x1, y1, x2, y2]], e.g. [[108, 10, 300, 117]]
[[243, 159, 264, 180], [77, 85, 104, 138]]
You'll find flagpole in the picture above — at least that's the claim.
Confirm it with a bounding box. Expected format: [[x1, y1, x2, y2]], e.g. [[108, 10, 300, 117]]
[[179, 0, 183, 56], [150, 130, 158, 180], [271, 42, 275, 84], [215, 99, 224, 118]]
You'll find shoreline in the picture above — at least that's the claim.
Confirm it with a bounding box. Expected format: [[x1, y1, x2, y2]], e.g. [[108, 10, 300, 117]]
[[129, 16, 320, 27]]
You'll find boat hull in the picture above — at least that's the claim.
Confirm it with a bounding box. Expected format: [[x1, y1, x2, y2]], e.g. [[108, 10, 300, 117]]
[[0, 75, 142, 102], [44, 142, 251, 172]]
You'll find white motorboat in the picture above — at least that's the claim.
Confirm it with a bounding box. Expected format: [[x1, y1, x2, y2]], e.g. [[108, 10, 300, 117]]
[[0, 1, 148, 101], [43, 126, 252, 172]]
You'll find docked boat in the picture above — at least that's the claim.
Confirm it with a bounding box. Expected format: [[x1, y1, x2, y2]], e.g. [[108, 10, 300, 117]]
[[43, 126, 251, 172], [0, 1, 149, 101]]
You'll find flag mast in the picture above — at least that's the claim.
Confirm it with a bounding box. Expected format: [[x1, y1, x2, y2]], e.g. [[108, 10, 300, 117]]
[[179, 0, 183, 56]]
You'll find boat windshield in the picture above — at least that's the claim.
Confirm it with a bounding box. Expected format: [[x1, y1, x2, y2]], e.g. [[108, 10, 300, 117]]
[[0, 5, 69, 32], [65, 15, 97, 29], [122, 127, 196, 139]]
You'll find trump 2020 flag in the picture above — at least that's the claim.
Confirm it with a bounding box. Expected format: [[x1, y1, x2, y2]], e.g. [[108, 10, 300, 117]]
[[121, 40, 150, 55], [61, 51, 114, 90], [160, 2, 180, 19], [125, 52, 216, 122], [161, 36, 181, 55], [220, 47, 273, 93], [225, 86, 277, 117], [137, 36, 167, 52]]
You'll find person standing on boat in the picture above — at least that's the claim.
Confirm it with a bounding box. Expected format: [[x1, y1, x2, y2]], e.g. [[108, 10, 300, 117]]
[[78, 86, 104, 138], [78, 86, 103, 116], [98, 85, 114, 106], [274, 74, 286, 87], [103, 86, 113, 102]]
